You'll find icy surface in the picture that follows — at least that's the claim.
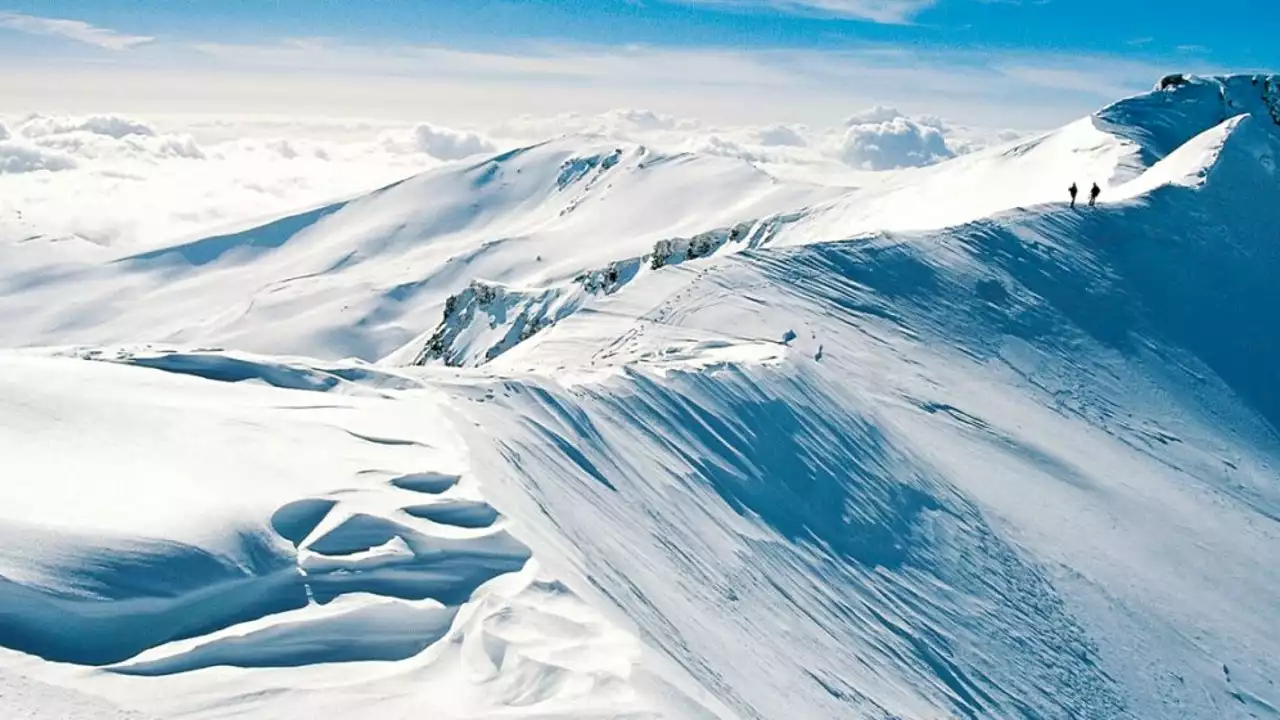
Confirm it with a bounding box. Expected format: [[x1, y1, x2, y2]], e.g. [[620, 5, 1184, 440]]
[[2, 74, 1279, 719]]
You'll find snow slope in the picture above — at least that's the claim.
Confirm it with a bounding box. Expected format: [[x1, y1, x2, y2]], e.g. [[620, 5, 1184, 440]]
[[2, 73, 1279, 719], [2, 76, 1268, 370], [0, 142, 833, 362], [455, 101, 1280, 719], [0, 348, 712, 719]]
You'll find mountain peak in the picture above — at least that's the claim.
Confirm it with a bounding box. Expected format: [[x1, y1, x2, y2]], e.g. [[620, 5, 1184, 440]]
[[1089, 72, 1280, 182]]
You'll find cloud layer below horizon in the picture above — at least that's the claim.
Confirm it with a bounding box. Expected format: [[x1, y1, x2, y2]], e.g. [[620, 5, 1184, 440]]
[[0, 9, 1187, 252], [0, 105, 1024, 248]]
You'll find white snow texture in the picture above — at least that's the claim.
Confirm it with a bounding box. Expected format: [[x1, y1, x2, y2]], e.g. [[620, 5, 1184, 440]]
[[1, 73, 1279, 720]]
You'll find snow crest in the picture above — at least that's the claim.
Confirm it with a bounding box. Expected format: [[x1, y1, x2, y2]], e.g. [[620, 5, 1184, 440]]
[[2, 73, 1280, 719]]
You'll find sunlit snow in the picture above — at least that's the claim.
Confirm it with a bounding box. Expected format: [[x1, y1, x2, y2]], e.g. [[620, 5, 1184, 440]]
[[1, 73, 1278, 720]]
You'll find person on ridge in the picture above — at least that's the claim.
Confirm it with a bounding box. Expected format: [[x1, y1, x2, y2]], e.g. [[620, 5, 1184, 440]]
[[1068, 182, 1078, 208], [1089, 182, 1101, 207]]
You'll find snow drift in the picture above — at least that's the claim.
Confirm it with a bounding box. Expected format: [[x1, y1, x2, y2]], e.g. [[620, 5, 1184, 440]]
[[1, 73, 1279, 719]]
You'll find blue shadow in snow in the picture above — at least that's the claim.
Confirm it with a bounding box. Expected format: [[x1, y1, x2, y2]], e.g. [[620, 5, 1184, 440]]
[[112, 603, 458, 675], [0, 531, 307, 666], [120, 203, 345, 268], [620, 369, 943, 570]]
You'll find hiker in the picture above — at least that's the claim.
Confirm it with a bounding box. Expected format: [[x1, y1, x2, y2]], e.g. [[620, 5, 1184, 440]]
[[1068, 182, 1078, 208], [1089, 182, 1101, 207]]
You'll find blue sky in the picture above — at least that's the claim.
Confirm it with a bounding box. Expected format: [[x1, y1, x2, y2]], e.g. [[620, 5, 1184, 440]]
[[2, 0, 1270, 60], [0, 0, 1273, 130]]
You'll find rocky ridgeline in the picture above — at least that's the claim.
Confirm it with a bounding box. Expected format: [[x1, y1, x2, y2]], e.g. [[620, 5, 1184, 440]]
[[411, 216, 793, 367]]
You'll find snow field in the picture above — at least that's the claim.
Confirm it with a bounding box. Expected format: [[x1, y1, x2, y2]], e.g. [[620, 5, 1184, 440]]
[[1, 73, 1279, 718]]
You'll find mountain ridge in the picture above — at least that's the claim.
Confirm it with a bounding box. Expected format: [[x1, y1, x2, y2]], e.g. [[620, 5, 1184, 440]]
[[1, 72, 1278, 720], [1, 74, 1275, 366]]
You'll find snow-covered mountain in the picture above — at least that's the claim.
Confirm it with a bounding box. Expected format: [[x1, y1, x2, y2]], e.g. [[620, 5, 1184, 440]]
[[1, 73, 1278, 719]]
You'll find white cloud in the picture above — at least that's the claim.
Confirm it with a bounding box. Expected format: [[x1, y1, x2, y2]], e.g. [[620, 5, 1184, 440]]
[[144, 116, 414, 145], [377, 122, 499, 160], [605, 109, 702, 132], [408, 123, 496, 160], [10, 115, 204, 165], [20, 114, 157, 139], [754, 125, 810, 147], [254, 138, 326, 160], [0, 141, 78, 174], [0, 121, 9, 141], [992, 64, 1147, 100], [674, 0, 937, 23], [491, 105, 974, 172], [52, 109, 1038, 243], [0, 107, 789, 244], [0, 37, 1190, 134], [690, 135, 765, 162], [0, 112, 451, 246], [846, 105, 910, 125], [0, 103, 1035, 249], [490, 108, 704, 144], [0, 11, 153, 51], [210, 136, 350, 163], [839, 107, 955, 169]]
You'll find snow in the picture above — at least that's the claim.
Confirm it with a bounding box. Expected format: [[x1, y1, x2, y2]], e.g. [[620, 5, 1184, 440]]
[[6, 74, 1248, 366], [0, 140, 833, 361], [0, 349, 693, 718], [0, 667, 155, 720], [460, 179, 1280, 715], [2, 73, 1279, 719]]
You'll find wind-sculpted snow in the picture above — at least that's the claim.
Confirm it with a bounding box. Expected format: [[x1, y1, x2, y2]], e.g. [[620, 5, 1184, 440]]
[[58, 345, 425, 394], [445, 93, 1280, 716], [0, 524, 301, 666], [1096, 73, 1280, 175], [0, 355, 522, 669], [3, 74, 1280, 719], [454, 366, 1128, 719], [122, 202, 349, 268], [0, 352, 684, 718]]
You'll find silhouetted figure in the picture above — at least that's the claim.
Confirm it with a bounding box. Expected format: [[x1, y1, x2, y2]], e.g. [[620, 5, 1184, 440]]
[[1068, 182, 1078, 208], [1089, 182, 1101, 207]]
